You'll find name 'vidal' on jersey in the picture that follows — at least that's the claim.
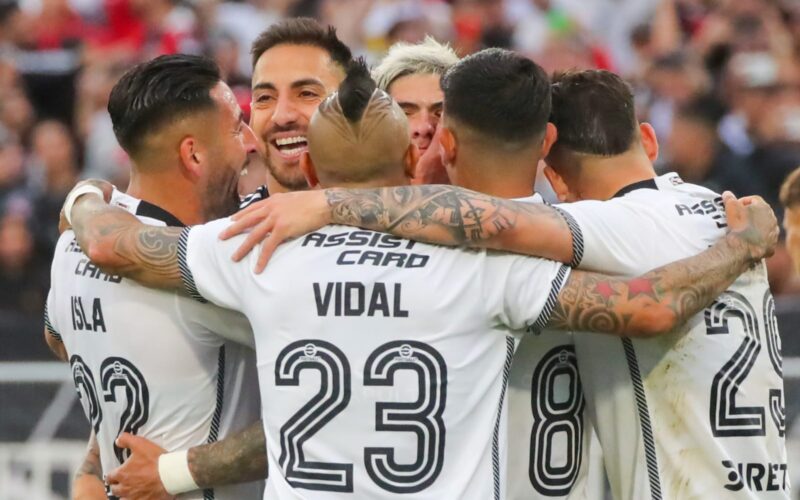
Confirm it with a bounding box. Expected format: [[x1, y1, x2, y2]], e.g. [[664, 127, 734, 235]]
[[180, 218, 571, 499]]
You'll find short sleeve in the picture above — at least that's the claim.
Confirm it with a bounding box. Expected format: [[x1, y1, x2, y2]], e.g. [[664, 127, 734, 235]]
[[556, 200, 656, 275], [44, 288, 61, 342], [178, 218, 250, 311], [483, 252, 571, 334], [176, 299, 255, 349]]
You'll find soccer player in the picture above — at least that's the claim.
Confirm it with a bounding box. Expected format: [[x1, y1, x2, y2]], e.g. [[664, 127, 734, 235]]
[[430, 50, 604, 500], [65, 61, 775, 498], [93, 19, 358, 499], [237, 69, 788, 499], [247, 17, 353, 196], [372, 37, 458, 157], [544, 70, 788, 499], [230, 49, 599, 499], [372, 37, 458, 185], [44, 55, 264, 499]]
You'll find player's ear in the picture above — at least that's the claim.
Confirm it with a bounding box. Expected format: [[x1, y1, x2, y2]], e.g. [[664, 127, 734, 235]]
[[543, 164, 570, 203], [540, 122, 558, 158], [439, 126, 456, 167], [300, 151, 320, 189], [639, 122, 659, 162], [404, 144, 419, 180], [178, 136, 203, 179]]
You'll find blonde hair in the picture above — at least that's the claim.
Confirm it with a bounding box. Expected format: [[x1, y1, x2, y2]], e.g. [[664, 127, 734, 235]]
[[372, 37, 459, 91]]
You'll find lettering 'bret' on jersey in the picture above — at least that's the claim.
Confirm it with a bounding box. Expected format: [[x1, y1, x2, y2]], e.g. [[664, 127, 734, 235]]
[[179, 219, 571, 499], [557, 173, 788, 500], [46, 191, 263, 500], [504, 194, 604, 500]]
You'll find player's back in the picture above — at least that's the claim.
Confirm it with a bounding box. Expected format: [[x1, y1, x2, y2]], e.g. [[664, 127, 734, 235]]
[[47, 193, 262, 499], [182, 221, 568, 499], [558, 173, 787, 499], [505, 194, 604, 500]]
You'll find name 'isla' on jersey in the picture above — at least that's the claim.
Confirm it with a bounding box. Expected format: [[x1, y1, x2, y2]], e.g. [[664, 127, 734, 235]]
[[46, 191, 263, 500]]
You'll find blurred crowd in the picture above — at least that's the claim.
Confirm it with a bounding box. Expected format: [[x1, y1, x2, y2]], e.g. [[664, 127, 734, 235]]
[[2, 0, 800, 347]]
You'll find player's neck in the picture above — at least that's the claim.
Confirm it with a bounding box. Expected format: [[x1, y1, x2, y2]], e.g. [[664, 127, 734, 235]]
[[577, 151, 656, 201], [455, 158, 537, 199], [126, 169, 204, 226], [322, 171, 411, 190]]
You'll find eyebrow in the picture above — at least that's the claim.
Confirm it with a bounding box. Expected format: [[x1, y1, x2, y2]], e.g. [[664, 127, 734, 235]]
[[397, 101, 443, 110], [398, 101, 421, 110], [252, 78, 326, 91]]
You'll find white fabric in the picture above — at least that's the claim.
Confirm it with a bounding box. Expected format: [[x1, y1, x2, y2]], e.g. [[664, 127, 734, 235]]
[[182, 221, 569, 498], [159, 450, 200, 495], [558, 173, 789, 499], [505, 194, 604, 500], [63, 184, 103, 225], [46, 191, 263, 500]]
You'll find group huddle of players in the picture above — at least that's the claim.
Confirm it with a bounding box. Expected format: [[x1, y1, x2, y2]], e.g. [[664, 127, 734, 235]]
[[43, 17, 787, 500]]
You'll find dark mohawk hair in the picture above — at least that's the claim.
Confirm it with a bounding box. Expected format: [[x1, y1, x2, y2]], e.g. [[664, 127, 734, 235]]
[[338, 57, 377, 122]]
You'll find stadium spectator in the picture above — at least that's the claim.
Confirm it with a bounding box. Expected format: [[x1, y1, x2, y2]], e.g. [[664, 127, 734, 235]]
[[667, 93, 767, 198], [0, 124, 26, 200], [27, 120, 79, 253], [0, 196, 47, 315]]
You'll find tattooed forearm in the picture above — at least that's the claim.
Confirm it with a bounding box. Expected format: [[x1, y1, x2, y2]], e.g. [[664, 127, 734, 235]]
[[76, 431, 103, 481], [187, 420, 267, 487], [548, 233, 752, 337], [325, 185, 575, 263], [71, 196, 183, 290]]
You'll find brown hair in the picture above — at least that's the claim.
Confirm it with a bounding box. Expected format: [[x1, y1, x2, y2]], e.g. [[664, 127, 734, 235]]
[[780, 166, 800, 208], [250, 18, 353, 70]]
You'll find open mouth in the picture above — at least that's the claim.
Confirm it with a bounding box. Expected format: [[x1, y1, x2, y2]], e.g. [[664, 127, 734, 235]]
[[271, 135, 308, 160]]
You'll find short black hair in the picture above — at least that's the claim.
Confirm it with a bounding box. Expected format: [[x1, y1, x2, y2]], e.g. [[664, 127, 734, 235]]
[[550, 69, 638, 156], [251, 18, 353, 70], [108, 54, 221, 157], [441, 48, 551, 148], [338, 58, 376, 122]]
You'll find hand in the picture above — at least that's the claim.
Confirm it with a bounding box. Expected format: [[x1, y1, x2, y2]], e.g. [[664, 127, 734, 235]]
[[59, 179, 115, 233], [412, 127, 450, 185], [219, 190, 330, 273], [722, 191, 779, 261], [106, 433, 174, 500]]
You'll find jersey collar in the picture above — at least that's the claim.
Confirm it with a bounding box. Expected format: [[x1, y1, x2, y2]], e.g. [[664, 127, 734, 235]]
[[611, 178, 658, 199], [135, 200, 185, 227]]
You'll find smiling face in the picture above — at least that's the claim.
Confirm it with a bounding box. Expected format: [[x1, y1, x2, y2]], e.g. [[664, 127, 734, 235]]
[[250, 44, 345, 191], [388, 73, 443, 154], [201, 81, 258, 219]]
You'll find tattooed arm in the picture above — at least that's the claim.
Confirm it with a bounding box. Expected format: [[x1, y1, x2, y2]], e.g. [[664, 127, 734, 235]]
[[187, 419, 267, 486], [107, 422, 266, 498], [222, 185, 576, 272], [545, 191, 779, 337], [72, 431, 105, 500], [70, 194, 182, 290], [547, 232, 755, 337]]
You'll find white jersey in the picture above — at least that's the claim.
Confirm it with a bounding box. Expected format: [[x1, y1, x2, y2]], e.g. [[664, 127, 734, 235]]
[[45, 192, 263, 500], [180, 221, 570, 499], [557, 173, 788, 499], [506, 194, 603, 500]]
